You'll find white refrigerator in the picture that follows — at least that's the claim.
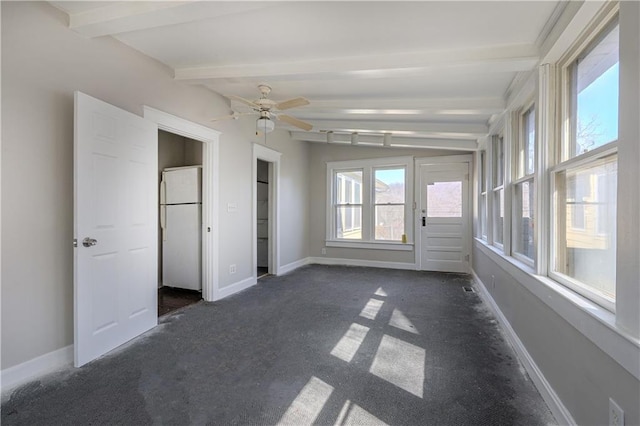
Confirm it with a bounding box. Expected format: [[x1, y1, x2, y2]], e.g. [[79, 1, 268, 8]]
[[160, 166, 202, 291]]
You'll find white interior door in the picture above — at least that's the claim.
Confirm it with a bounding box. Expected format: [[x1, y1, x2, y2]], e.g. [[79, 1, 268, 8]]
[[74, 92, 158, 367], [418, 163, 470, 273]]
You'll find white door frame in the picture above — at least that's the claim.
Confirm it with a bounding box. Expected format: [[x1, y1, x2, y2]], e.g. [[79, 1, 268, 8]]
[[143, 106, 220, 302], [414, 154, 473, 271], [253, 144, 281, 278]]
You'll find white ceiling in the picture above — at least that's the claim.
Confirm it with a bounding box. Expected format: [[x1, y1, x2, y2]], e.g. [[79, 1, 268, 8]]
[[50, 1, 564, 150]]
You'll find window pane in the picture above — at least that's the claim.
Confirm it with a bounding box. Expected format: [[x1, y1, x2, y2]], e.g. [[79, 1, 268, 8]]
[[493, 137, 504, 187], [493, 189, 504, 245], [375, 205, 404, 241], [554, 155, 617, 299], [572, 23, 619, 157], [514, 181, 535, 260], [480, 193, 487, 239], [427, 182, 462, 217], [336, 206, 362, 239], [336, 171, 362, 204], [480, 151, 487, 192], [524, 107, 536, 176], [375, 168, 405, 204]]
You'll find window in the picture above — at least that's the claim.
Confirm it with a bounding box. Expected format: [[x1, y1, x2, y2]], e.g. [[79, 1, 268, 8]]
[[491, 136, 505, 247], [327, 157, 413, 249], [565, 20, 619, 160], [552, 156, 617, 303], [553, 16, 619, 309], [335, 171, 362, 239], [513, 105, 536, 263], [374, 168, 405, 241], [479, 151, 487, 240]]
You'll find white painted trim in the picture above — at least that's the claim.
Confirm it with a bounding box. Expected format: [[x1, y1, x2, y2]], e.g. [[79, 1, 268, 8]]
[[308, 257, 416, 271], [143, 106, 220, 303], [252, 144, 281, 281], [1, 345, 73, 398], [325, 241, 413, 251], [474, 239, 640, 380], [279, 257, 312, 275], [326, 156, 414, 245], [216, 276, 257, 301], [471, 270, 576, 426]]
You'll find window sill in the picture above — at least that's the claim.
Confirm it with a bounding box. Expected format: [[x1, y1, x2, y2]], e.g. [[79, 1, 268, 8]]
[[473, 237, 640, 380], [326, 240, 414, 251]]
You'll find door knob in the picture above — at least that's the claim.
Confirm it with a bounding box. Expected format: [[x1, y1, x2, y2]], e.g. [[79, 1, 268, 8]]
[[82, 237, 98, 247]]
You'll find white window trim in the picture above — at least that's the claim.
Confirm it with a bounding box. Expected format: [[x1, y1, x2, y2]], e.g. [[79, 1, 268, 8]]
[[326, 156, 414, 249], [549, 6, 620, 312], [511, 101, 537, 266]]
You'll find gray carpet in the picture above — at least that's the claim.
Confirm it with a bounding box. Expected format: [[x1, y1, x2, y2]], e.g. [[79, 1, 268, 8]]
[[2, 265, 556, 425]]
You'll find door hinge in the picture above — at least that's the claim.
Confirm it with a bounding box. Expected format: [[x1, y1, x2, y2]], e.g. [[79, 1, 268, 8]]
[[73, 238, 78, 248]]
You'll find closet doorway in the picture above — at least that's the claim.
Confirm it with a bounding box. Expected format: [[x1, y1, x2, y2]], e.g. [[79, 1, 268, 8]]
[[256, 159, 270, 278], [158, 130, 204, 316], [253, 144, 281, 280]]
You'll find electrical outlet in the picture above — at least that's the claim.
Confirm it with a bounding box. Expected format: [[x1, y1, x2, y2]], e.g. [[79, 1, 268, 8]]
[[609, 398, 624, 426], [321, 248, 327, 255], [229, 264, 236, 274]]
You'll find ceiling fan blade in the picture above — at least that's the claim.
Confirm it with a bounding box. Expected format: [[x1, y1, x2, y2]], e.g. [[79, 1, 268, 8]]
[[275, 97, 310, 111], [225, 95, 261, 110], [278, 114, 313, 131]]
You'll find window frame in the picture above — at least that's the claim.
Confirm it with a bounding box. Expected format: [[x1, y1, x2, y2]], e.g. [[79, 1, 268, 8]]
[[326, 156, 414, 251], [511, 102, 537, 267], [491, 135, 505, 250], [479, 150, 488, 240], [551, 10, 620, 312]]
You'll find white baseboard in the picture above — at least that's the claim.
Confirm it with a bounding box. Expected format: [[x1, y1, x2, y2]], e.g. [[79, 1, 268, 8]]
[[1, 344, 73, 398], [471, 270, 576, 426], [278, 257, 311, 275], [308, 256, 416, 270], [215, 276, 256, 301]]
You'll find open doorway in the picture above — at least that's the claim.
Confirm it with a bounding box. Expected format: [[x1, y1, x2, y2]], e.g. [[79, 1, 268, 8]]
[[253, 144, 281, 280], [257, 159, 270, 278], [158, 130, 204, 315]]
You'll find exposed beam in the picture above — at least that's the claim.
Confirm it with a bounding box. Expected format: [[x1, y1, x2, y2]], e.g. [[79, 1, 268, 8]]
[[66, 2, 270, 38], [290, 132, 478, 151], [175, 45, 539, 81], [303, 98, 505, 116], [304, 120, 488, 138]]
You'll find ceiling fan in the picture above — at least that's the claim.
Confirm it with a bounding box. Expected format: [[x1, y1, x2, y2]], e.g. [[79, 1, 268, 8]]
[[213, 84, 312, 132]]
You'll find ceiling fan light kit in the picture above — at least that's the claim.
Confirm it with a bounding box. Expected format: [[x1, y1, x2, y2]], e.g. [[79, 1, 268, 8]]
[[257, 116, 275, 133], [217, 84, 312, 133]]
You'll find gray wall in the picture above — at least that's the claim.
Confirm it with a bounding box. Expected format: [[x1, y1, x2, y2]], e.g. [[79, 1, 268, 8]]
[[308, 143, 464, 263], [470, 3, 640, 425], [473, 247, 640, 425], [1, 2, 310, 370]]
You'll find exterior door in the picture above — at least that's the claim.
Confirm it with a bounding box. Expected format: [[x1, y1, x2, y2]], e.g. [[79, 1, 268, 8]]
[[74, 92, 158, 367], [418, 163, 470, 273]]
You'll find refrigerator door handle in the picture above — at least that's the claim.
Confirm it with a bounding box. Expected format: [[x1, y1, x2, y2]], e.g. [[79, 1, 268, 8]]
[[160, 179, 166, 205], [160, 205, 167, 241]]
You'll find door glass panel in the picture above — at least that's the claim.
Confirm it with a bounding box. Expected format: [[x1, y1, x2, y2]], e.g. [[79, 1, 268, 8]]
[[427, 181, 462, 218]]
